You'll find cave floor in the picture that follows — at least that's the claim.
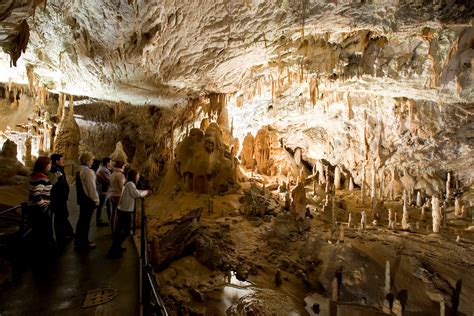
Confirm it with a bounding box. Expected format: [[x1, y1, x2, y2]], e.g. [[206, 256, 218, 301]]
[[0, 184, 139, 316], [146, 178, 474, 315]]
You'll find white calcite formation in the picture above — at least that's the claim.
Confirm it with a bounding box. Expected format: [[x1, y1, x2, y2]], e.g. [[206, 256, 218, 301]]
[[432, 195, 442, 233]]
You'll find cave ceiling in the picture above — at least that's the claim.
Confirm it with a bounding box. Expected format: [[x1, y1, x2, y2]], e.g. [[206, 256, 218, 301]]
[[0, 0, 472, 106]]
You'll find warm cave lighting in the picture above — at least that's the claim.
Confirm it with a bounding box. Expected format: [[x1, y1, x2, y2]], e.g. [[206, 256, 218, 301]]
[[0, 126, 40, 164]]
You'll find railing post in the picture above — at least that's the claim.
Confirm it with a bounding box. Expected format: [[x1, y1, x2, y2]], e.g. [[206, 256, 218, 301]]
[[20, 202, 29, 232], [140, 197, 150, 316]]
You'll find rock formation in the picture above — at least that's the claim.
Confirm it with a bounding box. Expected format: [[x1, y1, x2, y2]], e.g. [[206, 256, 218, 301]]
[[174, 123, 237, 195], [0, 139, 29, 185], [53, 97, 80, 162]]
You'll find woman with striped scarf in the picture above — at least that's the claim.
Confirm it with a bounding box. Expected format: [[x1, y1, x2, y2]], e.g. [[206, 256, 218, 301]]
[[28, 156, 56, 258]]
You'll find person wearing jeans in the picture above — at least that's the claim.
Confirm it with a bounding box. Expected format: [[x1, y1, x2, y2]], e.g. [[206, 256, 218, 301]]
[[108, 168, 148, 258]]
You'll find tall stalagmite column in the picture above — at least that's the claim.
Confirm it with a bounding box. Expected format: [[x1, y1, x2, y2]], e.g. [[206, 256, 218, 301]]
[[432, 196, 441, 233]]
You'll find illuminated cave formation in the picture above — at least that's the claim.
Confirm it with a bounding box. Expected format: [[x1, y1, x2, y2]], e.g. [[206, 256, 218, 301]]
[[0, 0, 473, 315]]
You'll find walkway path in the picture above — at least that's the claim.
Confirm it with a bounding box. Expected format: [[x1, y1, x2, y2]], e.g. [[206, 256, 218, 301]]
[[0, 185, 139, 315]]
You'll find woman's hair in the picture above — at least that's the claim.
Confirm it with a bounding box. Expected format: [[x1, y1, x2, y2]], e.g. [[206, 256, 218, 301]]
[[33, 156, 51, 173], [79, 152, 94, 164], [126, 168, 139, 184]]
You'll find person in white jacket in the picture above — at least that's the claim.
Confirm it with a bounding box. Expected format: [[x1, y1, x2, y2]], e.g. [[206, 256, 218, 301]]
[[108, 168, 149, 258], [74, 152, 100, 251]]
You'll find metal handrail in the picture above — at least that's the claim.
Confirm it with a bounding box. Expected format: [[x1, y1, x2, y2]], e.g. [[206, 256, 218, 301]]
[[140, 197, 168, 316], [0, 202, 32, 238], [0, 204, 22, 216]]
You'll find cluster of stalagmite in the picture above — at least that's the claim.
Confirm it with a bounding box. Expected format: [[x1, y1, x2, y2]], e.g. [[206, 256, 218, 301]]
[[174, 121, 238, 195]]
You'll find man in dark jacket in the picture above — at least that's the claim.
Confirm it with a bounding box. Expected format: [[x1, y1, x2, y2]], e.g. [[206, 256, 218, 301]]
[[50, 153, 74, 248]]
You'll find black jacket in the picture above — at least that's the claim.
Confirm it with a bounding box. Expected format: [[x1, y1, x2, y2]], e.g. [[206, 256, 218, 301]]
[[50, 164, 70, 203]]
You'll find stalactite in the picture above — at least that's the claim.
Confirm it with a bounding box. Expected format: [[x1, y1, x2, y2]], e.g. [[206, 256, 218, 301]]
[[361, 163, 366, 203], [272, 80, 276, 102], [334, 165, 341, 190], [40, 85, 47, 108], [370, 160, 376, 202], [236, 95, 244, 108], [68, 94, 74, 115], [57, 93, 65, 118], [257, 78, 262, 97], [363, 111, 369, 161]]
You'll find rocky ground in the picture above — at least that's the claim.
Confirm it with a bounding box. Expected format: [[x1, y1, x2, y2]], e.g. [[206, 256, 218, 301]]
[[146, 176, 474, 316]]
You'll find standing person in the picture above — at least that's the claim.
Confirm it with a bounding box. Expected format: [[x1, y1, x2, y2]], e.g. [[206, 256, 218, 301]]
[[28, 156, 56, 259], [96, 157, 112, 226], [108, 168, 149, 259], [109, 160, 126, 233], [74, 152, 99, 251], [50, 153, 74, 249]]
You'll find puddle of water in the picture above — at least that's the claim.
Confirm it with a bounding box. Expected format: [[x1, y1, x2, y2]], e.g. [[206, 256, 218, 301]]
[[220, 271, 253, 313]]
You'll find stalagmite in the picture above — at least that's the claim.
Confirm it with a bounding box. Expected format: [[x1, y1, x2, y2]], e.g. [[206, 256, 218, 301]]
[[331, 277, 338, 301], [325, 165, 330, 194], [442, 202, 447, 228], [348, 176, 354, 191], [392, 298, 403, 316], [360, 211, 367, 231], [388, 209, 396, 229], [312, 165, 317, 196], [446, 172, 451, 199], [371, 161, 376, 202], [454, 196, 462, 217], [440, 301, 445, 316], [421, 206, 426, 221], [348, 213, 352, 228], [402, 191, 410, 230], [316, 160, 325, 185], [361, 163, 366, 203], [334, 165, 341, 190], [416, 191, 422, 207], [432, 195, 441, 233], [385, 261, 391, 294]]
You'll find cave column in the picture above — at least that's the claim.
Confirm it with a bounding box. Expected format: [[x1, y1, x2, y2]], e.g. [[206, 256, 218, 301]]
[[432, 195, 441, 233], [401, 190, 410, 230]]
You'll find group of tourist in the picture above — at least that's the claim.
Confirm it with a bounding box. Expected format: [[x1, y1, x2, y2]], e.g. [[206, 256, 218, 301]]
[[28, 151, 149, 261]]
